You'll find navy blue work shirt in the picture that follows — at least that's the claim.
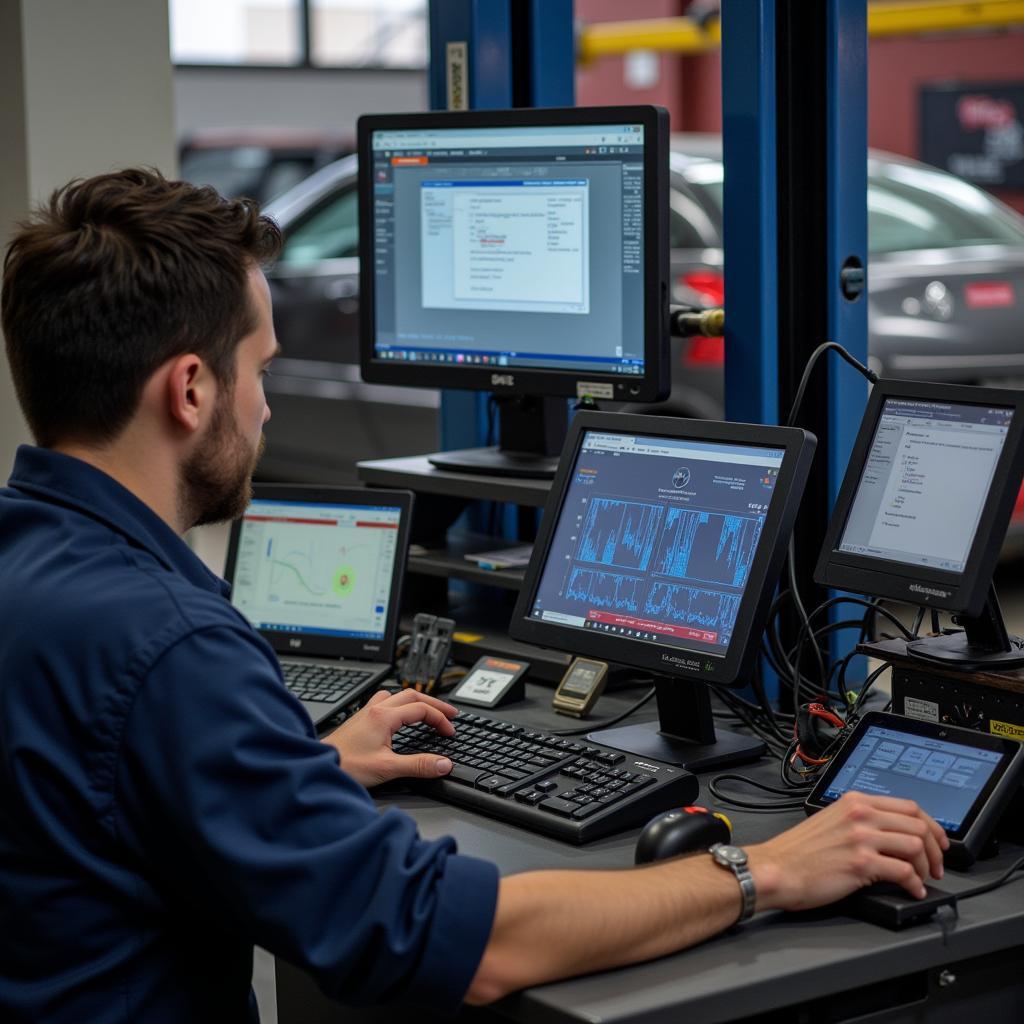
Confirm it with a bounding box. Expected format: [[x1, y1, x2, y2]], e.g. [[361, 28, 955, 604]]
[[0, 446, 498, 1022]]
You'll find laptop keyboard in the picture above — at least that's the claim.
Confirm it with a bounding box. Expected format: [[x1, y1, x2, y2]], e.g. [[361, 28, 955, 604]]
[[280, 662, 375, 704]]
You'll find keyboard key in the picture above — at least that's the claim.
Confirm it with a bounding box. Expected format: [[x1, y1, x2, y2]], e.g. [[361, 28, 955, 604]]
[[447, 765, 484, 786], [572, 802, 605, 819], [539, 797, 580, 816]]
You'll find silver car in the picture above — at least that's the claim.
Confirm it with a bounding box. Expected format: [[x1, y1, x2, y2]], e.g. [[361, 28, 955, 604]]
[[258, 140, 1024, 501]]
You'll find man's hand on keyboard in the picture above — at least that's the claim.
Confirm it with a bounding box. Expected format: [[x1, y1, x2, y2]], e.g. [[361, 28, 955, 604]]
[[322, 690, 457, 788]]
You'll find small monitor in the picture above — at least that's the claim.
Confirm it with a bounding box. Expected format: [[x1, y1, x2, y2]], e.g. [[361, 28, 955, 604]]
[[817, 380, 1024, 668], [357, 106, 669, 477], [510, 412, 816, 770]]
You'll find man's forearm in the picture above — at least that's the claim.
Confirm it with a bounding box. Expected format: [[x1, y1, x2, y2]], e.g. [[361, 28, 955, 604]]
[[466, 856, 744, 1004]]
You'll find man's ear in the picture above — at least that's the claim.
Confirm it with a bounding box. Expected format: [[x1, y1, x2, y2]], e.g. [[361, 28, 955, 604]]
[[165, 353, 212, 435]]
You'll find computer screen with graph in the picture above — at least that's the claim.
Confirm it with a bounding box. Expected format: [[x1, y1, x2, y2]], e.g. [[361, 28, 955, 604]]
[[223, 486, 412, 660], [511, 412, 815, 688]]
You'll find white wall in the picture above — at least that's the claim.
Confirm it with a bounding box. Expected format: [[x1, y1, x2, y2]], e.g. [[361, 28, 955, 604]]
[[173, 66, 426, 139], [0, 0, 177, 471]]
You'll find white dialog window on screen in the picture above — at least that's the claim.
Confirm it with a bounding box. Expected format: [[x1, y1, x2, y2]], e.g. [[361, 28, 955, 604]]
[[421, 181, 590, 314]]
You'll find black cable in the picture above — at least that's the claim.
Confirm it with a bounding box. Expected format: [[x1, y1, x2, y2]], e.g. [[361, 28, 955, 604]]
[[911, 606, 926, 637], [789, 596, 914, 707], [707, 773, 807, 811], [951, 854, 1024, 901], [785, 341, 878, 430], [548, 686, 656, 736], [779, 342, 880, 704]]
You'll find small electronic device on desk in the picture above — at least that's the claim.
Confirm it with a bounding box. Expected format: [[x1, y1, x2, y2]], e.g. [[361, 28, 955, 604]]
[[552, 657, 609, 717], [508, 410, 816, 771], [450, 655, 529, 708], [816, 380, 1024, 670], [399, 613, 454, 693], [805, 711, 1024, 868]]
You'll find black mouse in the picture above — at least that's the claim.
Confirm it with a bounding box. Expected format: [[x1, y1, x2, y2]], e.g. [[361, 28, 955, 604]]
[[635, 806, 732, 864]]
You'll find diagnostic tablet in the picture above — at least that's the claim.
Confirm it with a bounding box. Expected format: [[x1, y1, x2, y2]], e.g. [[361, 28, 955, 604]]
[[805, 711, 1024, 868]]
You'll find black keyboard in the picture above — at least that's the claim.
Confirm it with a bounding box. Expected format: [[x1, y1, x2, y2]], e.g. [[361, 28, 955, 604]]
[[392, 712, 698, 843], [280, 662, 374, 705]]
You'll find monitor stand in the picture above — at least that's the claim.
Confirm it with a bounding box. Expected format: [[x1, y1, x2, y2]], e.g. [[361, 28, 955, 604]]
[[906, 585, 1024, 670], [589, 679, 766, 773], [427, 395, 568, 480]]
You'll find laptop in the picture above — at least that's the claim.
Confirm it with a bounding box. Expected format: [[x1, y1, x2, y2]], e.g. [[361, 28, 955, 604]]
[[224, 484, 413, 727]]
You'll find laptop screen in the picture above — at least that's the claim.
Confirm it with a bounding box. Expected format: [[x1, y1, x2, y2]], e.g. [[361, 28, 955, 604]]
[[229, 498, 403, 641]]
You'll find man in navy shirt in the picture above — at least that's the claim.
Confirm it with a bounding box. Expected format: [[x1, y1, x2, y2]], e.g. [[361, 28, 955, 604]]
[[0, 170, 947, 1022]]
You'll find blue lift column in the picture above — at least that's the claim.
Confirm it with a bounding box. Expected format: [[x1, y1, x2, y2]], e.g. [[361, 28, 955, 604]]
[[427, 0, 575, 455], [722, 0, 870, 696]]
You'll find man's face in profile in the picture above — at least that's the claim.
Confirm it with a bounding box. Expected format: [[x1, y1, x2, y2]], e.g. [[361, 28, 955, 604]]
[[182, 267, 278, 527]]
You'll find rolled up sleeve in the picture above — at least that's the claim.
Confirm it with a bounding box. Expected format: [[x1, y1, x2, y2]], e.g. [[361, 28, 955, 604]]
[[114, 625, 499, 1011]]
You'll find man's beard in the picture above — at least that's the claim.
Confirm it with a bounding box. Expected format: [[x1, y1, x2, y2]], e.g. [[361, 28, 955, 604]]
[[180, 400, 265, 529]]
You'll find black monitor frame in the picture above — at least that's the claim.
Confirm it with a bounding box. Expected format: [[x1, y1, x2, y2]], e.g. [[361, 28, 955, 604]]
[[509, 412, 816, 770], [356, 106, 670, 476], [816, 379, 1024, 618], [224, 484, 413, 664]]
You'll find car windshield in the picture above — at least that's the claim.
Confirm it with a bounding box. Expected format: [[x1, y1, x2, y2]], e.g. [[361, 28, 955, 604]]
[[868, 161, 1024, 252], [678, 157, 1024, 254], [180, 146, 269, 199]]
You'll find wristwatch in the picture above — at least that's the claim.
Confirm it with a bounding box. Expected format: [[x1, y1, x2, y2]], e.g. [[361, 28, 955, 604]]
[[709, 843, 757, 923]]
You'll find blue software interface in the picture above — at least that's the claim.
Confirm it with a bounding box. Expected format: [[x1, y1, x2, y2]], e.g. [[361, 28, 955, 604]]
[[369, 122, 647, 376], [230, 500, 401, 640], [529, 431, 785, 658], [822, 725, 1002, 832], [839, 399, 1012, 573]]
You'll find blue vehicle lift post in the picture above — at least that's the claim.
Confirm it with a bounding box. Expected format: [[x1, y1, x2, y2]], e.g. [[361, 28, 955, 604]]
[[723, 0, 869, 698]]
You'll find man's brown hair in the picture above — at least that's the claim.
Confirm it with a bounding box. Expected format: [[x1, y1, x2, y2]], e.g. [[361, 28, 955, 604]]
[[1, 168, 282, 447]]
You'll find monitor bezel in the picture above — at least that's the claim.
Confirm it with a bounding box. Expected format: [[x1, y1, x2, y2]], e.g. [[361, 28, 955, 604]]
[[223, 484, 413, 662], [509, 412, 816, 688], [805, 710, 1024, 850], [357, 105, 670, 403], [815, 379, 1024, 616]]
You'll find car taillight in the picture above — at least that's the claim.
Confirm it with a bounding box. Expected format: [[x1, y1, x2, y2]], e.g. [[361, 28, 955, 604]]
[[1014, 483, 1024, 521], [683, 336, 725, 366], [678, 271, 725, 366], [680, 270, 725, 307]]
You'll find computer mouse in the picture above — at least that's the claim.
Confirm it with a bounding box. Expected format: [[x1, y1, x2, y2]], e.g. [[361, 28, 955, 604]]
[[635, 806, 732, 864]]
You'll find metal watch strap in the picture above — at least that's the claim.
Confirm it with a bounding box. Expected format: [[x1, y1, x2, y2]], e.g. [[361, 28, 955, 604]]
[[709, 843, 757, 923]]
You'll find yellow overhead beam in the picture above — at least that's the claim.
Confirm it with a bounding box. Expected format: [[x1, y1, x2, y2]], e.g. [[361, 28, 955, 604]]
[[869, 0, 1024, 36], [577, 1, 1024, 63], [580, 17, 721, 62]]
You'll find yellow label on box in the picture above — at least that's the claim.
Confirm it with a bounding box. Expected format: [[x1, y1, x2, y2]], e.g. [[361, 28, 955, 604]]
[[989, 719, 1024, 742], [453, 631, 484, 644]]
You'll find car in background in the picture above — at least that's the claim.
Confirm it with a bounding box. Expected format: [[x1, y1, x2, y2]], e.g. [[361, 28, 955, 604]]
[[256, 139, 1024, 514], [179, 130, 353, 207]]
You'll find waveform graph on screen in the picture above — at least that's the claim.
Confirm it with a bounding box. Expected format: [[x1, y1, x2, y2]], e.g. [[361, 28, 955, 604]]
[[577, 497, 664, 571], [264, 531, 372, 609], [653, 508, 763, 588], [566, 567, 644, 613], [644, 582, 742, 644]]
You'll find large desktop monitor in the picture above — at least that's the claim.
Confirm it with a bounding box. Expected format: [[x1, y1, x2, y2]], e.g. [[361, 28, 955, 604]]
[[357, 106, 669, 478], [510, 412, 816, 769], [816, 380, 1024, 669]]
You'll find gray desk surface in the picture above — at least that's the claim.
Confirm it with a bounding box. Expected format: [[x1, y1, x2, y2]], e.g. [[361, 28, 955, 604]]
[[372, 687, 1024, 1024]]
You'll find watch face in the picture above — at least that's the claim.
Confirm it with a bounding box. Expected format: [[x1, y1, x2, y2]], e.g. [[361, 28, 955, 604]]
[[713, 844, 748, 867]]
